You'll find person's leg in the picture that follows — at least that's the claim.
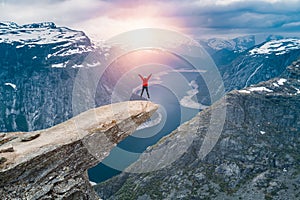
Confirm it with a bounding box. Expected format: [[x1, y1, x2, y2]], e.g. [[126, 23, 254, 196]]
[[141, 86, 145, 97], [146, 86, 150, 98]]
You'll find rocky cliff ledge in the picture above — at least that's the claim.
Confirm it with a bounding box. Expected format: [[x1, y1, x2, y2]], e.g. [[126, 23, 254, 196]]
[[0, 101, 158, 200], [96, 60, 300, 199]]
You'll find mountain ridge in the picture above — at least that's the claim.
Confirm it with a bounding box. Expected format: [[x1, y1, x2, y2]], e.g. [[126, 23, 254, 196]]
[[1, 23, 300, 199], [0, 21, 112, 132], [95, 60, 300, 199]]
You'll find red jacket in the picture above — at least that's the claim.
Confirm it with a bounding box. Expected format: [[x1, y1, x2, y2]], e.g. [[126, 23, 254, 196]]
[[139, 74, 152, 87]]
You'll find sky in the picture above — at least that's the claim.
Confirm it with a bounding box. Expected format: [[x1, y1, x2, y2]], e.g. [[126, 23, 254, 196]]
[[1, 0, 300, 41]]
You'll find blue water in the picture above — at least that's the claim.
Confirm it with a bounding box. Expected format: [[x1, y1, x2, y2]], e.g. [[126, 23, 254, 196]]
[[88, 84, 199, 183]]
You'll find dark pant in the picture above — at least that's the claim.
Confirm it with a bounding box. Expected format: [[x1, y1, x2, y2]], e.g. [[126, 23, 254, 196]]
[[141, 86, 150, 98]]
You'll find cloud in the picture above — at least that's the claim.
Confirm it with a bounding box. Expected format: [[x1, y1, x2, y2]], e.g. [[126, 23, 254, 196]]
[[0, 0, 108, 25], [97, 0, 300, 37], [1, 0, 300, 39], [161, 0, 300, 37]]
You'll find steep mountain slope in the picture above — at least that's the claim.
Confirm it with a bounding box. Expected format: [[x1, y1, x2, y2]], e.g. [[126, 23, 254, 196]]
[[95, 60, 300, 199], [0, 22, 110, 132], [196, 36, 300, 107], [197, 37, 300, 98], [220, 38, 300, 92]]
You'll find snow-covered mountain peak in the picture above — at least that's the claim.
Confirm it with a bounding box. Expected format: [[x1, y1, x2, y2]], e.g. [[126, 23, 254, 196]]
[[0, 21, 19, 28], [0, 21, 90, 47], [0, 21, 95, 65], [249, 38, 300, 56], [22, 22, 56, 29], [207, 38, 235, 51], [205, 35, 255, 52]]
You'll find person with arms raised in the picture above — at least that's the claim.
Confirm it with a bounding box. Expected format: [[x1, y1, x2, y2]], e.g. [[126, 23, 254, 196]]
[[138, 73, 152, 98]]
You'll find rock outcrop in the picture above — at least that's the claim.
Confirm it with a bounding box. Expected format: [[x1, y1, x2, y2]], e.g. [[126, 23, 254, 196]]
[[0, 22, 111, 133], [0, 101, 158, 200], [95, 60, 300, 199]]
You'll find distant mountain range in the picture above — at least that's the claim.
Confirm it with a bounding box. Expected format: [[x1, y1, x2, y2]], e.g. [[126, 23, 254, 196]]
[[197, 35, 300, 106], [200, 35, 256, 54], [1, 21, 300, 132], [1, 22, 300, 199], [200, 34, 290, 55]]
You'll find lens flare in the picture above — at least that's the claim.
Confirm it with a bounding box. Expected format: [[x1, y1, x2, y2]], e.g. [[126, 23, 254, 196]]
[[73, 28, 226, 179]]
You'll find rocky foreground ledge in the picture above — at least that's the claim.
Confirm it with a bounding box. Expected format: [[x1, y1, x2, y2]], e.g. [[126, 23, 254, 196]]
[[96, 61, 300, 199], [0, 101, 158, 200]]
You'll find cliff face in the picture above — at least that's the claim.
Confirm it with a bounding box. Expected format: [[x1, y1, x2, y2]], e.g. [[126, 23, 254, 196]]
[[0, 101, 158, 200], [95, 60, 300, 199], [197, 37, 300, 106], [0, 22, 111, 132]]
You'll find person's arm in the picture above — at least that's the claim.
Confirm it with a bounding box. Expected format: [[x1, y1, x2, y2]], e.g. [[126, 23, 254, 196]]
[[138, 74, 143, 80], [147, 73, 152, 80]]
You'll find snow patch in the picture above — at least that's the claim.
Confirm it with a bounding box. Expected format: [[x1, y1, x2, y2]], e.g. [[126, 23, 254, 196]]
[[277, 78, 287, 85], [52, 63, 65, 68], [71, 64, 84, 68], [240, 87, 273, 93], [239, 90, 251, 94], [273, 82, 279, 87], [4, 83, 17, 90], [283, 168, 287, 172], [260, 131, 266, 135], [293, 87, 300, 95], [89, 181, 97, 186], [87, 61, 101, 67], [248, 87, 273, 92], [249, 39, 300, 56]]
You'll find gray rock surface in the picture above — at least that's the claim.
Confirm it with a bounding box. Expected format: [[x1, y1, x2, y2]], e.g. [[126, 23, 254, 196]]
[[95, 60, 300, 200], [197, 37, 300, 106], [0, 22, 111, 132], [0, 101, 158, 200]]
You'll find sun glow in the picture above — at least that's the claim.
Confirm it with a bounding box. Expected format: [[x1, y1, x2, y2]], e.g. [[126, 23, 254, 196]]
[[74, 4, 185, 41]]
